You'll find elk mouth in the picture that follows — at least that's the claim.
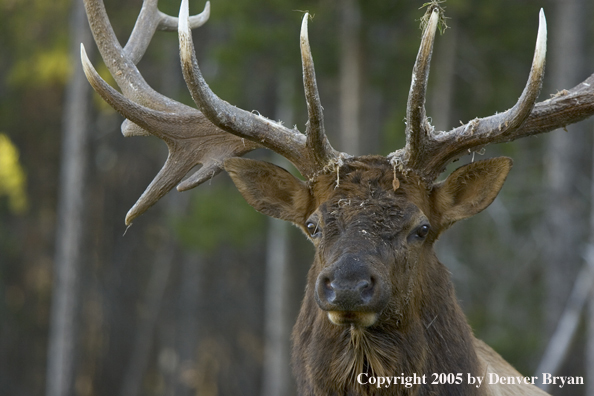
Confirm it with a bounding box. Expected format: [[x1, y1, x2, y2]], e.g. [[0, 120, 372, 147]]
[[327, 311, 378, 327]]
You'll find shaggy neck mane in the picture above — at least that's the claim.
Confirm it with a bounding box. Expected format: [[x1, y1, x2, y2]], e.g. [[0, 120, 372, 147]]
[[332, 325, 413, 385]]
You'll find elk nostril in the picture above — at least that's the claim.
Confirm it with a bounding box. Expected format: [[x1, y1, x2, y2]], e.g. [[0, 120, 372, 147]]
[[323, 278, 336, 303], [356, 280, 371, 292], [359, 277, 375, 302]]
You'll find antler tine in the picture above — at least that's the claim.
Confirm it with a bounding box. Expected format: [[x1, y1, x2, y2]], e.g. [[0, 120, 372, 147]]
[[125, 0, 210, 64], [497, 9, 547, 132], [390, 9, 548, 181], [84, 0, 180, 111], [81, 45, 190, 140], [402, 8, 439, 169], [300, 14, 338, 167], [158, 1, 210, 32], [178, 0, 341, 180]]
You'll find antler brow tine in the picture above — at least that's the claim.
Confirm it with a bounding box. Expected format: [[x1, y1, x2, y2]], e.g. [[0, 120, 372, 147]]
[[424, 9, 547, 177]]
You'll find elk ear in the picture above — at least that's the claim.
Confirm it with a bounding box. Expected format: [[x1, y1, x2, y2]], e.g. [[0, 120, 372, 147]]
[[224, 158, 312, 224], [431, 157, 512, 228]]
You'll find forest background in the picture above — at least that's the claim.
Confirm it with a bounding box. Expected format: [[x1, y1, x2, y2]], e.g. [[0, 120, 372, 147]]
[[1, 0, 594, 395]]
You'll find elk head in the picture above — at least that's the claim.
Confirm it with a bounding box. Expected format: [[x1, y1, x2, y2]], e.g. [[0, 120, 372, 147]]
[[225, 154, 512, 329]]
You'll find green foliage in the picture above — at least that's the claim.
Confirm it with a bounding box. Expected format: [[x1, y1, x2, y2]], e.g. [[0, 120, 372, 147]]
[[1, 0, 71, 87], [173, 185, 265, 254], [8, 47, 71, 87], [201, 0, 308, 106]]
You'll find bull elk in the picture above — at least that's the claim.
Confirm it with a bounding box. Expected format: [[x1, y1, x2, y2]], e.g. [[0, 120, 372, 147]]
[[81, 0, 594, 394]]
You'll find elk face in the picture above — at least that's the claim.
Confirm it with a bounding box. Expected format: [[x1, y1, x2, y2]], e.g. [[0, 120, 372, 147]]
[[225, 155, 512, 329], [308, 175, 430, 328]]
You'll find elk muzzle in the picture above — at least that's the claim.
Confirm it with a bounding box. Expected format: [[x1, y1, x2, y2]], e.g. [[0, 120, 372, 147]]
[[315, 254, 389, 327]]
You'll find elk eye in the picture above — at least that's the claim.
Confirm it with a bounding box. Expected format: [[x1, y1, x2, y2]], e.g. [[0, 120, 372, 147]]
[[416, 224, 430, 239], [306, 221, 321, 237]]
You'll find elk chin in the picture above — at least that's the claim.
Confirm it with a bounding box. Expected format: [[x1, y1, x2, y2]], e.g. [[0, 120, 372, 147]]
[[327, 311, 378, 327]]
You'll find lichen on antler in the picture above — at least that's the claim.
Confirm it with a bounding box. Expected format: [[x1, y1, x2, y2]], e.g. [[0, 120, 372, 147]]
[[419, 0, 448, 34]]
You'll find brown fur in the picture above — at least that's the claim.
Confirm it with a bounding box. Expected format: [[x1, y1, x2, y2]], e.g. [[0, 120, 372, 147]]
[[225, 155, 546, 395]]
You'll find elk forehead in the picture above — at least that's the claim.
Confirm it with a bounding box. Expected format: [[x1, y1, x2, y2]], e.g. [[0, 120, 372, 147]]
[[310, 156, 430, 236], [316, 191, 422, 240]]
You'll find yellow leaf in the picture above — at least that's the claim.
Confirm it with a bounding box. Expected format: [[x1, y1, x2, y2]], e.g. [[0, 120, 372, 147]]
[[0, 133, 28, 214]]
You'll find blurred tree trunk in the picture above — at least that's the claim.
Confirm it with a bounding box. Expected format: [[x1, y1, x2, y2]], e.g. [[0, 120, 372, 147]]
[[46, 2, 93, 396], [119, 239, 175, 396], [261, 70, 294, 396], [535, 253, 594, 391], [173, 250, 203, 396], [339, 0, 361, 155], [543, 0, 587, 334], [262, 217, 291, 396]]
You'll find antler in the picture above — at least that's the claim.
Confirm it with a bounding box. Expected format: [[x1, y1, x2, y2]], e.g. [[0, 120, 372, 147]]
[[390, 8, 549, 180], [390, 8, 594, 182], [83, 1, 594, 223], [82, 0, 263, 225], [178, 0, 342, 178], [83, 0, 344, 224]]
